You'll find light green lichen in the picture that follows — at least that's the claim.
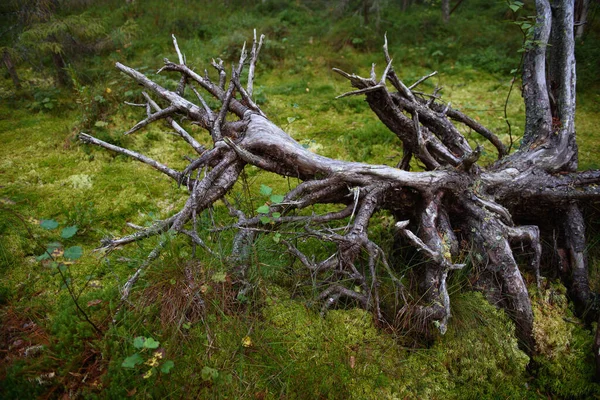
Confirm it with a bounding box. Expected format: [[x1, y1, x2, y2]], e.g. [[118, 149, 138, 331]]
[[65, 173, 93, 189]]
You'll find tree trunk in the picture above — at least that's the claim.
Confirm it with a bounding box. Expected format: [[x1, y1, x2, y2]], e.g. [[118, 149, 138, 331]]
[[575, 0, 590, 39], [3, 49, 21, 90], [402, 0, 410, 12], [81, 0, 600, 373], [52, 51, 69, 87], [442, 0, 450, 23]]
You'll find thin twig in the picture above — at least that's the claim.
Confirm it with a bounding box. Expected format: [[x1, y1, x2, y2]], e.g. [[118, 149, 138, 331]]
[[409, 71, 438, 90], [504, 53, 524, 153], [172, 34, 185, 65]]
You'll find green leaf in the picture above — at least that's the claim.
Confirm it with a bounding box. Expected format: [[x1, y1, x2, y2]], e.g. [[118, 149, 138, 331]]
[[509, 4, 520, 12], [259, 184, 272, 196], [273, 233, 281, 244], [58, 264, 68, 273], [60, 225, 78, 239], [286, 116, 296, 124], [260, 216, 272, 224], [47, 242, 62, 250], [270, 194, 284, 204], [121, 353, 143, 368], [271, 212, 281, 219], [36, 251, 51, 261], [64, 246, 83, 260], [143, 337, 160, 349], [133, 336, 146, 349], [40, 219, 59, 230], [160, 360, 175, 374], [256, 205, 270, 214], [201, 366, 219, 381]]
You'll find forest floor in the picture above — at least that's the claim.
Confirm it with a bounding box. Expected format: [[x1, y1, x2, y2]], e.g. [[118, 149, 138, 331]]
[[2, 0, 600, 398]]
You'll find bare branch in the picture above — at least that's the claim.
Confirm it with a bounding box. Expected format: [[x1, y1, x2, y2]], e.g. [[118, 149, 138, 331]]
[[247, 29, 265, 97], [141, 92, 207, 154], [124, 105, 178, 135], [99, 214, 179, 250], [79, 133, 185, 183], [116, 62, 212, 128], [121, 239, 167, 302], [172, 34, 185, 65], [409, 71, 437, 90]]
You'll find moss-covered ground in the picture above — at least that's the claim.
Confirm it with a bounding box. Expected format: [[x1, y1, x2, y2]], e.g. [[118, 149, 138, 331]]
[[1, 0, 600, 398]]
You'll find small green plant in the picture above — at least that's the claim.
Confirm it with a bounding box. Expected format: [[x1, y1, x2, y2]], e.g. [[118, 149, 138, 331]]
[[200, 366, 233, 385], [68, 66, 111, 130], [36, 219, 82, 265], [506, 0, 543, 53], [507, 0, 524, 13], [121, 336, 175, 379], [255, 184, 284, 226], [34, 217, 102, 334], [28, 88, 61, 113]]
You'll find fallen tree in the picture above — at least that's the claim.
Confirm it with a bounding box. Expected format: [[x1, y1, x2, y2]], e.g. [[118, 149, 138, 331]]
[[81, 0, 600, 371]]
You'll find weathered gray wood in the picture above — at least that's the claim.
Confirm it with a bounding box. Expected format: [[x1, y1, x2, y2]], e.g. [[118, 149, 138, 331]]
[[82, 2, 600, 371]]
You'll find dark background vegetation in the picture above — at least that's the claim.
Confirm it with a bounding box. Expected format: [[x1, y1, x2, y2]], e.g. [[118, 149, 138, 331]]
[[1, 0, 600, 398]]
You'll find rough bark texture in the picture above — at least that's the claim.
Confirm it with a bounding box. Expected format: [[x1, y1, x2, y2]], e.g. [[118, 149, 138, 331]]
[[81, 1, 600, 376]]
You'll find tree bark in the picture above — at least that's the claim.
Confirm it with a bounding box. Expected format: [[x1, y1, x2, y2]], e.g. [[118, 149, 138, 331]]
[[575, 0, 590, 39], [2, 49, 21, 90], [442, 0, 450, 23]]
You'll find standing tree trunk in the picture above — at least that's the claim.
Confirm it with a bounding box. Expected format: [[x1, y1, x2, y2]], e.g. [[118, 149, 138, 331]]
[[2, 49, 21, 90], [575, 0, 590, 39], [51, 51, 69, 87], [442, 0, 450, 23], [363, 0, 371, 25], [81, 0, 600, 375]]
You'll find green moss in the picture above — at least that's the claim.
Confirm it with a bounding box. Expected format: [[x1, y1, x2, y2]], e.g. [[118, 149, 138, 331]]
[[434, 292, 531, 399], [532, 282, 600, 397], [256, 288, 534, 399]]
